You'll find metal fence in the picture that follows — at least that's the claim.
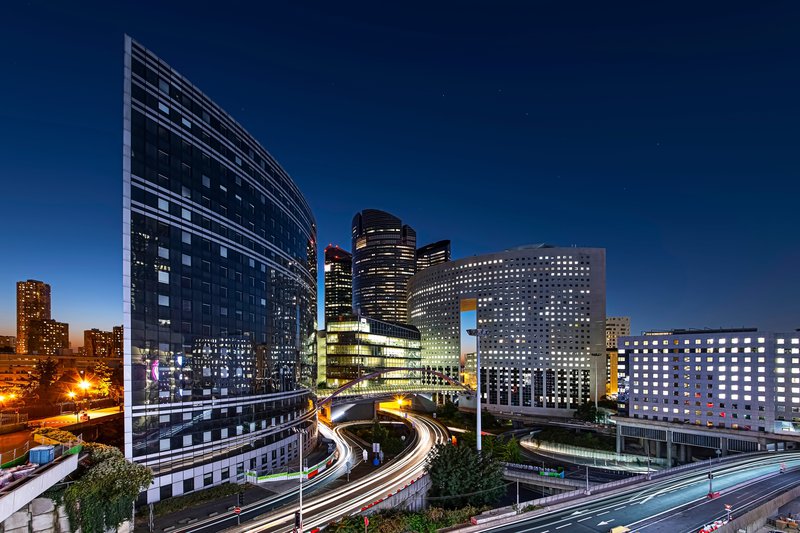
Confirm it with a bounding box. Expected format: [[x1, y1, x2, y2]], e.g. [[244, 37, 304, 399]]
[[473, 449, 775, 524], [0, 412, 28, 426]]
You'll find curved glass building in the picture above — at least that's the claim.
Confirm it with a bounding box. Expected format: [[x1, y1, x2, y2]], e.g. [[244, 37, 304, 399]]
[[123, 37, 317, 502], [351, 209, 416, 323], [407, 245, 606, 417]]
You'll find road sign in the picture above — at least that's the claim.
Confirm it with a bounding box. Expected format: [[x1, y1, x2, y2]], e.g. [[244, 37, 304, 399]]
[[364, 516, 369, 526], [233, 506, 241, 514]]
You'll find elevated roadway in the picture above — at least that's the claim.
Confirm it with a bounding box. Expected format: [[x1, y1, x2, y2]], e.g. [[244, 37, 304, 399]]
[[479, 451, 800, 533], [236, 410, 447, 532]]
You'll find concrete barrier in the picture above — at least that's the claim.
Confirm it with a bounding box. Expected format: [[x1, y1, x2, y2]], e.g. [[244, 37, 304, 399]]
[[720, 484, 800, 533]]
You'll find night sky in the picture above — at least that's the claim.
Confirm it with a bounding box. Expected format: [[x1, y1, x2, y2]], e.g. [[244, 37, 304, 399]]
[[1, 1, 798, 345]]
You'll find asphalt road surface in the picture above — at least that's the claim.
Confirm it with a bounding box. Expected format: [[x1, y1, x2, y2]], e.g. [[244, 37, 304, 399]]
[[484, 451, 800, 533], [237, 410, 447, 533]]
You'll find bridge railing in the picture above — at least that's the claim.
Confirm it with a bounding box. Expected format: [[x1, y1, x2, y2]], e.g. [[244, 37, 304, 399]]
[[470, 449, 779, 526]]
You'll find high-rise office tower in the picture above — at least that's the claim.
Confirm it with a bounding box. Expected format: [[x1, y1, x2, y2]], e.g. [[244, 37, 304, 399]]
[[84, 328, 115, 357], [324, 245, 352, 325], [123, 37, 317, 502], [606, 316, 631, 348], [351, 209, 416, 323], [16, 280, 51, 354], [416, 240, 451, 272], [28, 319, 69, 356], [407, 244, 606, 417]]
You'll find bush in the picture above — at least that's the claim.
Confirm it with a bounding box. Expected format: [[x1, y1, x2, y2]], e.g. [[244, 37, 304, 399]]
[[65, 443, 153, 533], [32, 427, 78, 443], [326, 505, 485, 532]]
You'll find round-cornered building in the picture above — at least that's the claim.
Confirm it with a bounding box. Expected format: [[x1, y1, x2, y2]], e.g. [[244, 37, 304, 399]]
[[407, 245, 606, 417]]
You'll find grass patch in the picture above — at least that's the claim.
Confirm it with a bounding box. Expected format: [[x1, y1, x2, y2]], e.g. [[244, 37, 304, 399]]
[[146, 482, 248, 517], [536, 427, 615, 451]]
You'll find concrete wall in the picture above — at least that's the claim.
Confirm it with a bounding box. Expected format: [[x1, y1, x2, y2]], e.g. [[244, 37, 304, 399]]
[[720, 484, 800, 533], [0, 497, 132, 533]]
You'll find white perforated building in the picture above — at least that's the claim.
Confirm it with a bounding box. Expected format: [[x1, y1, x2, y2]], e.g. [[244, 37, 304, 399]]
[[407, 244, 606, 417]]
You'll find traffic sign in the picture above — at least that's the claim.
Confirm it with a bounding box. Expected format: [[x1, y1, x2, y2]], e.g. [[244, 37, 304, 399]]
[[233, 506, 241, 514]]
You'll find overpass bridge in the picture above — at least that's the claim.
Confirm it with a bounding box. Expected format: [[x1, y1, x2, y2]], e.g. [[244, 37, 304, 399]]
[[314, 367, 467, 421], [501, 464, 590, 493]]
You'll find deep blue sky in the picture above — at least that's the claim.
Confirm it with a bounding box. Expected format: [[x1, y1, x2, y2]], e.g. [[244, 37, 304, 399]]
[[1, 1, 798, 345]]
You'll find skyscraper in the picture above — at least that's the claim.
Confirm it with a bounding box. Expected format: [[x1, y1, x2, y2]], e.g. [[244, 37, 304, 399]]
[[123, 37, 317, 502], [407, 244, 606, 417], [416, 240, 451, 272], [606, 316, 631, 348], [16, 280, 51, 354], [324, 245, 352, 325], [351, 209, 416, 323]]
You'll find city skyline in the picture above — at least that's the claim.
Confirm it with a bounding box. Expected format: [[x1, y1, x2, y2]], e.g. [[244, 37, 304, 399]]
[[2, 2, 799, 343]]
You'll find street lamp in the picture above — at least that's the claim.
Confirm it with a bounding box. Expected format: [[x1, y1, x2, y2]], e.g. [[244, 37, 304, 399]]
[[708, 448, 722, 496], [67, 391, 77, 421], [293, 426, 307, 533], [467, 328, 487, 454]]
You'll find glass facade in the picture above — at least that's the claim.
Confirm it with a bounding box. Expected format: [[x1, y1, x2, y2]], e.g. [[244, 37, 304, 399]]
[[351, 209, 416, 323], [324, 245, 352, 326], [416, 240, 451, 272], [325, 315, 421, 389], [123, 37, 317, 502]]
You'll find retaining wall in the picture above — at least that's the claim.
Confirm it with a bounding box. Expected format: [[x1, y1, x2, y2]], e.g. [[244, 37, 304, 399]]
[[0, 497, 132, 533]]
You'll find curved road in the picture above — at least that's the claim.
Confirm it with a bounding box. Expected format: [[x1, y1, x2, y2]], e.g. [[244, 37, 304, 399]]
[[174, 423, 352, 533], [239, 410, 447, 532], [483, 451, 800, 533]]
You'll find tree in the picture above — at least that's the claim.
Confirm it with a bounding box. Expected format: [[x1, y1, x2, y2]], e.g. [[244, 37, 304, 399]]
[[27, 357, 59, 402], [501, 437, 522, 464], [93, 361, 113, 398], [65, 443, 153, 533], [426, 442, 505, 508], [574, 402, 599, 422]]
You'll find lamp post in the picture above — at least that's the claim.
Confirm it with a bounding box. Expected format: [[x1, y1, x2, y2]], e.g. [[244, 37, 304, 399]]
[[708, 448, 721, 495], [66, 391, 77, 422], [467, 328, 487, 454], [293, 426, 307, 532]]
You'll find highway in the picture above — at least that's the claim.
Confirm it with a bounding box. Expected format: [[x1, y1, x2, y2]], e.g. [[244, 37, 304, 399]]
[[174, 423, 354, 533], [483, 451, 800, 533], [235, 410, 447, 533]]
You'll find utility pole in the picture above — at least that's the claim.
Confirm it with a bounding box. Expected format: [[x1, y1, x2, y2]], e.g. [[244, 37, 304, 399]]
[[293, 427, 305, 531]]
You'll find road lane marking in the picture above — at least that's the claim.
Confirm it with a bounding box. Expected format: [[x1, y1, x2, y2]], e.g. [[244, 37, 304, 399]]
[[555, 524, 571, 529], [614, 506, 626, 510], [577, 516, 592, 522], [597, 511, 609, 516]]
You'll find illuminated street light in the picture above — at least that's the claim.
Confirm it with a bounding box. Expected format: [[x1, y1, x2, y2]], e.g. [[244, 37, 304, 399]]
[[78, 380, 91, 391]]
